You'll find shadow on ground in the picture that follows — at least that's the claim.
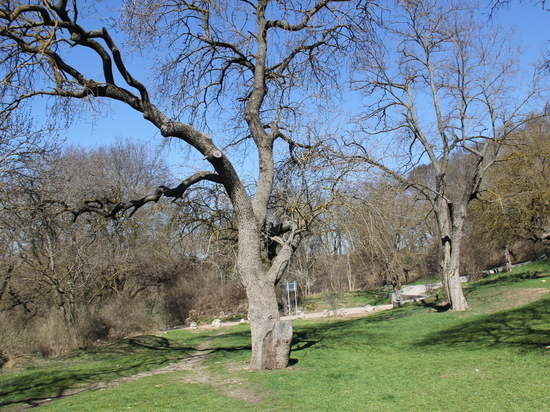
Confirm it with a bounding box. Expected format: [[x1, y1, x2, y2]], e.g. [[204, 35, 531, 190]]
[[417, 295, 550, 351], [474, 265, 549, 288], [0, 334, 205, 409]]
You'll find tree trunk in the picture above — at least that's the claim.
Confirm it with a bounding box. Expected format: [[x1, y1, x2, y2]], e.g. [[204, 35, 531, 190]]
[[236, 218, 294, 370], [246, 284, 293, 369], [443, 272, 468, 311], [441, 234, 468, 311], [505, 244, 513, 272], [437, 198, 469, 311]]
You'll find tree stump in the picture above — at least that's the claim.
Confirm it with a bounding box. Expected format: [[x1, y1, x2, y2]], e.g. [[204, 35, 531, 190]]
[[274, 320, 293, 369]]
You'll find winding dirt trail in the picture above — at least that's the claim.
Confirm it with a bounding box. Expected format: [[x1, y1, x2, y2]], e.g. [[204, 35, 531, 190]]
[[18, 333, 261, 410]]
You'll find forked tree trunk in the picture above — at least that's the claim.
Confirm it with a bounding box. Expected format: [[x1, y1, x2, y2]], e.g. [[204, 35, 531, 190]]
[[438, 200, 469, 311], [237, 220, 295, 369]]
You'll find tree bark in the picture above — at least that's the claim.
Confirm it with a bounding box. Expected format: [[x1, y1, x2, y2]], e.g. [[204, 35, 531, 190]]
[[443, 273, 468, 311], [274, 320, 293, 369], [437, 198, 469, 311], [246, 282, 293, 369], [505, 244, 513, 272], [442, 235, 468, 311]]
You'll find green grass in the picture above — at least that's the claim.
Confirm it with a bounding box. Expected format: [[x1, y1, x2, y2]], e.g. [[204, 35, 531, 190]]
[[26, 373, 260, 412], [303, 290, 390, 311], [1, 261, 549, 411], [0, 330, 216, 409]]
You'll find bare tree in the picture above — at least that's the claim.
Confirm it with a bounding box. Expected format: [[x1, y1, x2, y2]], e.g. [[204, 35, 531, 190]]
[[0, 102, 58, 324], [351, 0, 546, 310], [0, 0, 369, 368], [467, 117, 550, 262], [345, 177, 438, 290], [0, 139, 170, 325]]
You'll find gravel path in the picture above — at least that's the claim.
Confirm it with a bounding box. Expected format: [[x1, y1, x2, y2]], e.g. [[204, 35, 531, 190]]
[[193, 303, 395, 330]]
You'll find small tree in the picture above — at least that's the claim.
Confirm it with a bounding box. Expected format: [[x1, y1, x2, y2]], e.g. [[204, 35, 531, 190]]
[[0, 0, 369, 368], [352, 0, 545, 310]]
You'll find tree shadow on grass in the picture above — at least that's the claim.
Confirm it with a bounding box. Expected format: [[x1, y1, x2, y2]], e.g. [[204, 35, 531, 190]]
[[417, 295, 550, 351], [289, 307, 427, 359], [419, 300, 451, 312], [292, 331, 321, 352], [473, 268, 549, 288], [0, 334, 203, 409]]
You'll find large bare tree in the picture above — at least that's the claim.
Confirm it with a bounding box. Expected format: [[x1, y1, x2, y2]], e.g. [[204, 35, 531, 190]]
[[351, 0, 546, 310], [0, 0, 369, 368]]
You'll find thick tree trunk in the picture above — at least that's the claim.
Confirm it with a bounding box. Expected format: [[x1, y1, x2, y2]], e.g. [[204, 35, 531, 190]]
[[237, 218, 294, 370], [443, 272, 468, 311], [440, 232, 468, 311], [247, 284, 293, 369], [440, 238, 468, 311]]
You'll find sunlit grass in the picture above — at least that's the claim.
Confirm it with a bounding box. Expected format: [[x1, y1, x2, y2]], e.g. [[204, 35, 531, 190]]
[[2, 261, 549, 411], [34, 373, 261, 412], [303, 290, 390, 312]]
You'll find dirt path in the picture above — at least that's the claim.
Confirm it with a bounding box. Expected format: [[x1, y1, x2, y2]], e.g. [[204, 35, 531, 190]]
[[19, 333, 261, 410], [30, 307, 393, 408]]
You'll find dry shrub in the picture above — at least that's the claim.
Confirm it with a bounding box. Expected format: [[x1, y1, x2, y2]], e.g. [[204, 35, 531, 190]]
[[0, 311, 77, 365], [191, 281, 247, 321], [0, 347, 8, 369], [0, 296, 162, 368], [0, 313, 21, 363], [462, 239, 550, 278], [160, 259, 247, 325], [77, 309, 112, 343], [166, 279, 247, 325], [95, 297, 160, 340], [34, 315, 78, 357], [163, 279, 196, 325], [512, 241, 548, 263]]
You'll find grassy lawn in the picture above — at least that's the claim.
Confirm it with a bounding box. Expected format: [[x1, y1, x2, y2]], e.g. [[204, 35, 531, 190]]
[[303, 290, 390, 312], [1, 262, 549, 411]]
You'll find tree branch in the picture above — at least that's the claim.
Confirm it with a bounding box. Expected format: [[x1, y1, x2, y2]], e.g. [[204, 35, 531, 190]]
[[71, 171, 222, 220]]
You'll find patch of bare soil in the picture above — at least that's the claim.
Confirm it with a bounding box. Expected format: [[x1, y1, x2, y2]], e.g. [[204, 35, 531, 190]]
[[173, 334, 263, 404], [489, 288, 549, 312], [179, 362, 263, 404]]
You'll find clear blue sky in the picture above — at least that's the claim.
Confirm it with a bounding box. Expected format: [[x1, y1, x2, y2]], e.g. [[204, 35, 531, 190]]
[[56, 2, 549, 169]]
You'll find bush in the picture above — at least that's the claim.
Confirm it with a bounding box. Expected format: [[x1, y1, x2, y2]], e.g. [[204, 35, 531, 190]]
[[96, 297, 160, 340], [0, 347, 8, 369]]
